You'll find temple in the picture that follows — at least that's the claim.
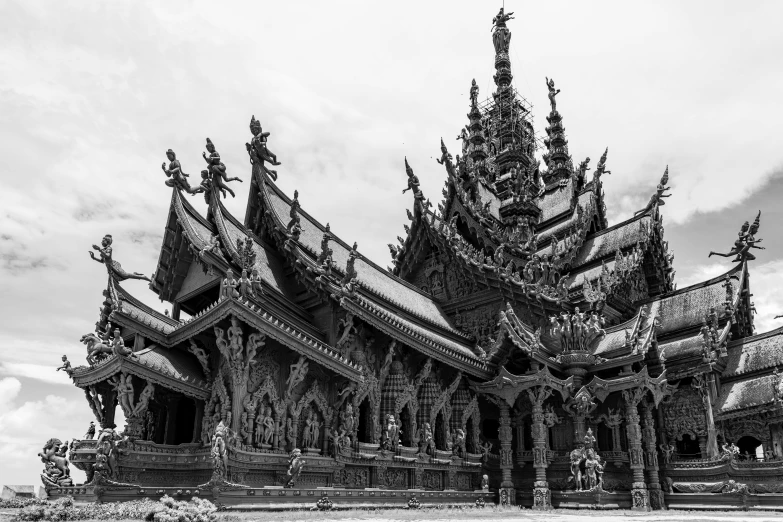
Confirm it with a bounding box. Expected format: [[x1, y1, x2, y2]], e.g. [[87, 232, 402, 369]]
[[42, 7, 783, 511]]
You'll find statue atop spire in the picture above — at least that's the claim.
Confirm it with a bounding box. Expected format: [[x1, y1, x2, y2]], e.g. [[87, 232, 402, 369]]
[[709, 211, 765, 262], [546, 77, 561, 113], [635, 167, 671, 216], [491, 7, 514, 54]]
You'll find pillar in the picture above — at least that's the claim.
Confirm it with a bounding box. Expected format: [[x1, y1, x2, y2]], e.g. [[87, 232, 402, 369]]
[[498, 402, 516, 505], [528, 386, 553, 510], [623, 388, 649, 511], [641, 400, 665, 510], [703, 375, 720, 458]]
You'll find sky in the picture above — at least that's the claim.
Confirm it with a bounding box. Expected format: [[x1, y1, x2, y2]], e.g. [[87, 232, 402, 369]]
[[2, 0, 783, 489]]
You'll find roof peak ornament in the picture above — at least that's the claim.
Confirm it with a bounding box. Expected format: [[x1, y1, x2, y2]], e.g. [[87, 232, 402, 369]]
[[161, 149, 203, 195], [709, 210, 764, 262], [246, 115, 281, 181], [402, 157, 424, 201], [89, 234, 151, 282], [202, 137, 243, 200], [491, 7, 514, 55], [635, 166, 671, 216]]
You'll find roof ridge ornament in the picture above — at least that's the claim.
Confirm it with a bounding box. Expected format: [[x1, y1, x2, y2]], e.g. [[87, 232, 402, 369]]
[[708, 210, 764, 262], [402, 157, 424, 201], [635, 166, 671, 216], [202, 137, 243, 200], [286, 190, 302, 240], [161, 149, 203, 195], [89, 234, 151, 282], [246, 114, 281, 181]]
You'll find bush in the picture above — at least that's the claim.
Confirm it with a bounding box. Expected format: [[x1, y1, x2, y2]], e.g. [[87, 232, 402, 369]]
[[12, 495, 217, 522], [0, 498, 48, 510]]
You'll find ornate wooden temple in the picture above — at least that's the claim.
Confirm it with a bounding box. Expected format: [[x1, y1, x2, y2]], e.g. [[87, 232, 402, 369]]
[[43, 7, 783, 511]]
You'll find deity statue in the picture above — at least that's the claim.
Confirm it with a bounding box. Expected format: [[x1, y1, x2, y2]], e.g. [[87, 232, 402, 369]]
[[583, 448, 603, 490], [481, 474, 489, 491], [310, 416, 321, 449], [709, 211, 764, 262], [191, 233, 220, 259], [479, 439, 493, 461], [89, 234, 151, 282], [83, 421, 96, 440], [161, 149, 200, 194], [56, 355, 74, 377], [39, 438, 73, 488], [569, 448, 583, 491], [660, 442, 676, 464], [284, 448, 305, 488], [250, 268, 265, 296], [583, 427, 596, 448], [382, 414, 401, 451], [220, 269, 240, 300], [210, 421, 230, 480], [246, 115, 281, 167], [109, 372, 135, 417], [240, 412, 250, 444], [545, 77, 561, 113], [303, 412, 314, 448], [202, 138, 242, 199], [577, 157, 591, 184], [491, 7, 514, 54], [132, 382, 155, 417], [286, 356, 309, 397], [188, 339, 211, 380], [340, 403, 356, 436], [418, 422, 435, 455], [238, 268, 253, 298], [111, 329, 136, 358], [452, 428, 466, 457]]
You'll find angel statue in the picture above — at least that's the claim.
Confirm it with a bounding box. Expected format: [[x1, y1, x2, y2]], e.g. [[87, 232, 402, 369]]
[[709, 211, 764, 262], [89, 234, 151, 282], [546, 77, 561, 112]]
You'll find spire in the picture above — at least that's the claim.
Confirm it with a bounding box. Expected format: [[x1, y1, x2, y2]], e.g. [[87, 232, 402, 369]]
[[466, 79, 487, 168], [542, 77, 573, 183]]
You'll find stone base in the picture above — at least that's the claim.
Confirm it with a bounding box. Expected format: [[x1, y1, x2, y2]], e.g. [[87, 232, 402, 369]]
[[302, 448, 322, 455], [631, 483, 650, 511], [532, 481, 550, 510], [648, 486, 665, 510], [499, 486, 516, 506]]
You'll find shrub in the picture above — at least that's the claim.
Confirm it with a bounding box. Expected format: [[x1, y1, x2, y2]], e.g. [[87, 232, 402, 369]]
[[12, 495, 217, 522]]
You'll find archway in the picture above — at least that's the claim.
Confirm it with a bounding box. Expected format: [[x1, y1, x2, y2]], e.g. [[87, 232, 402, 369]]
[[435, 410, 447, 450], [466, 417, 477, 453], [173, 397, 196, 445], [737, 435, 763, 461]]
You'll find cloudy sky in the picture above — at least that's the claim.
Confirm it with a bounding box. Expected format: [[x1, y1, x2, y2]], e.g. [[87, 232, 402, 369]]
[[2, 0, 783, 488]]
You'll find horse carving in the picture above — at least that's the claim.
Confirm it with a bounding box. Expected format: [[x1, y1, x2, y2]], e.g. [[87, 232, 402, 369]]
[[39, 438, 73, 487], [81, 333, 114, 366]]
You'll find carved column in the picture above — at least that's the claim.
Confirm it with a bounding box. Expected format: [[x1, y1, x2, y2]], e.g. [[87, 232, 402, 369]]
[[497, 402, 516, 505], [528, 386, 553, 510], [641, 400, 664, 510], [623, 388, 649, 511]]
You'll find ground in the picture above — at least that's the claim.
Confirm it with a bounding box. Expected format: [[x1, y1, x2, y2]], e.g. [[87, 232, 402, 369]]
[[6, 507, 781, 522]]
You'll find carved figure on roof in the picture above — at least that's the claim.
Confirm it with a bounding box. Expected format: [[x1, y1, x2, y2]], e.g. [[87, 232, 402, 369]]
[[111, 329, 135, 358], [191, 233, 220, 260], [249, 268, 264, 296], [402, 157, 423, 199], [80, 333, 112, 366], [491, 8, 513, 54], [286, 356, 309, 398], [388, 243, 400, 261], [340, 242, 359, 286], [594, 147, 611, 182], [39, 438, 73, 488], [89, 234, 151, 282], [545, 77, 561, 113], [56, 355, 74, 377], [436, 138, 452, 166], [709, 211, 764, 262], [202, 138, 242, 199], [577, 157, 591, 184], [469, 79, 479, 107], [162, 149, 200, 194], [238, 269, 253, 299], [220, 269, 240, 300], [284, 448, 305, 488], [246, 115, 281, 166], [635, 166, 671, 215]]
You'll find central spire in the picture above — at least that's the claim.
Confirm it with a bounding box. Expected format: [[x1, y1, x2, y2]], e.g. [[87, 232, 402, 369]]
[[491, 7, 514, 91]]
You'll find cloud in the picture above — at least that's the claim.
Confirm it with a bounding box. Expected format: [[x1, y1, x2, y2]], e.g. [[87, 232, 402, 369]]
[[0, 379, 92, 487]]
